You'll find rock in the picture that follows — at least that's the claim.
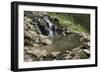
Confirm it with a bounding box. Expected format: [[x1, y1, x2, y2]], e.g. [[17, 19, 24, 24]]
[[24, 17, 32, 24], [41, 50, 48, 56], [41, 39, 52, 45], [24, 30, 32, 39], [39, 56, 45, 61], [24, 54, 33, 62], [51, 52, 60, 56], [39, 34, 47, 40], [79, 32, 90, 42], [34, 38, 40, 43], [80, 37, 84, 42], [24, 23, 28, 30], [64, 54, 71, 59], [26, 49, 33, 54], [27, 22, 33, 30], [30, 49, 48, 57], [24, 30, 40, 44], [66, 30, 72, 34], [24, 11, 34, 17], [46, 53, 55, 60], [81, 42, 90, 49], [33, 44, 39, 47], [79, 51, 89, 59], [24, 47, 29, 50], [83, 49, 90, 55], [31, 55, 39, 61], [72, 53, 80, 59], [87, 42, 90, 46], [26, 18, 32, 23], [56, 52, 66, 60], [32, 49, 41, 57], [29, 31, 38, 36], [24, 30, 39, 41], [39, 35, 52, 45], [62, 32, 66, 36]]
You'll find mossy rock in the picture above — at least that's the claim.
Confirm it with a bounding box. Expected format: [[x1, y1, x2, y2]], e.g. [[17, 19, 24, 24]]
[[79, 51, 89, 59]]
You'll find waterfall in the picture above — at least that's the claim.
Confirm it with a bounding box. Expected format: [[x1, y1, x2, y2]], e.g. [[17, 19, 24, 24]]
[[44, 16, 54, 38]]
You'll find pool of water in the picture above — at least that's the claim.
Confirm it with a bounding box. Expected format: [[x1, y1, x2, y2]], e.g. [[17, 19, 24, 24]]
[[40, 33, 82, 52]]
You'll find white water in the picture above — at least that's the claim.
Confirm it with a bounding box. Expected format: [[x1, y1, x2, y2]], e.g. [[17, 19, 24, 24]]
[[44, 16, 53, 38]]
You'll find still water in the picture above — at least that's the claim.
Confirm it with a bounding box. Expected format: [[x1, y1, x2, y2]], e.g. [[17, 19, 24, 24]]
[[40, 33, 82, 52]]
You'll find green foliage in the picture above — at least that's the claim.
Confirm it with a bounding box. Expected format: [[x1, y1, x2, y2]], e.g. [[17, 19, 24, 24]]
[[48, 12, 90, 34]]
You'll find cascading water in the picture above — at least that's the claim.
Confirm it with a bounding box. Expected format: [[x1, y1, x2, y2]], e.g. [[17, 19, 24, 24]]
[[44, 16, 54, 38]]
